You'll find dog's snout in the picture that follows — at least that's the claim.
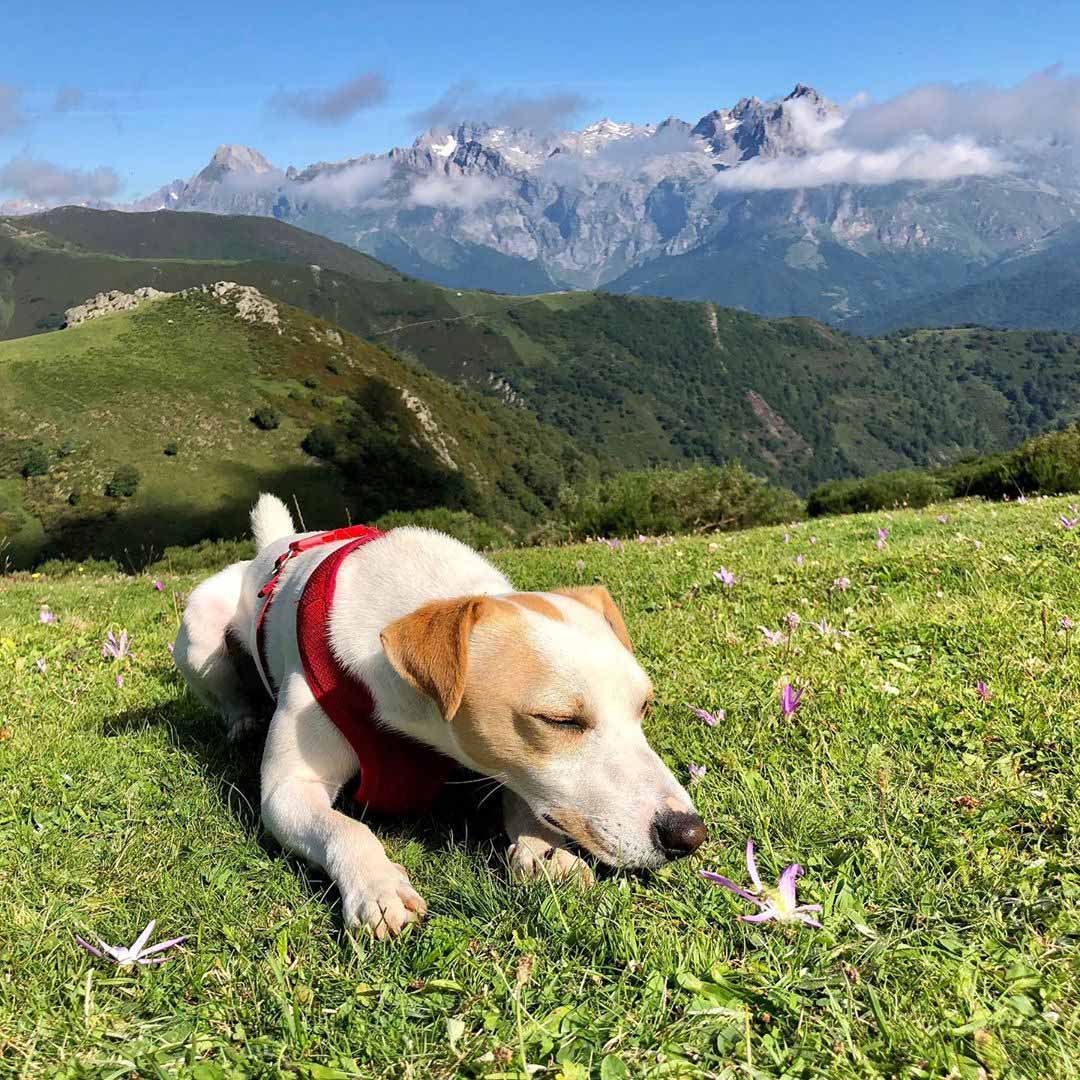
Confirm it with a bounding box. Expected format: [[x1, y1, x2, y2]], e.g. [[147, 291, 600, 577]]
[[651, 809, 707, 859]]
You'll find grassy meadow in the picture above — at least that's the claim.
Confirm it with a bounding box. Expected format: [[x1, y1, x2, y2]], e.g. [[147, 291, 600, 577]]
[[1, 497, 1078, 1077]]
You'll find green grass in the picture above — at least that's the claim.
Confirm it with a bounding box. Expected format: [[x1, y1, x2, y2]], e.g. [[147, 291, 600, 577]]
[[2, 496, 1078, 1077]]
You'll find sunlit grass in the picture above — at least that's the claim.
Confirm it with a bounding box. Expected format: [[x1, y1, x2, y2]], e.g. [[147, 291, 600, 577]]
[[1, 496, 1078, 1077]]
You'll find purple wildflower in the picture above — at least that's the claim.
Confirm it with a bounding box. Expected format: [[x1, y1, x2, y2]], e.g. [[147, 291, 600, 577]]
[[833, 577, 850, 592], [167, 642, 175, 655], [1061, 616, 1075, 632], [152, 580, 164, 591], [688, 763, 707, 782], [809, 536, 818, 545], [115, 673, 124, 689], [102, 631, 131, 661], [937, 514, 949, 524], [690, 706, 725, 727], [786, 612, 801, 632], [811, 618, 831, 636], [701, 839, 823, 929], [976, 680, 992, 702], [783, 533, 791, 544], [781, 684, 804, 717], [877, 527, 889, 542], [794, 554, 805, 567], [39, 608, 56, 625], [715, 566, 736, 588], [1060, 516, 1078, 530], [35, 658, 47, 674], [759, 626, 784, 647], [76, 919, 187, 968]]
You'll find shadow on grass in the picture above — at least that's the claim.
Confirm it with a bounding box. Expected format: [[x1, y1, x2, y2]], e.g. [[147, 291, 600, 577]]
[[102, 667, 512, 927]]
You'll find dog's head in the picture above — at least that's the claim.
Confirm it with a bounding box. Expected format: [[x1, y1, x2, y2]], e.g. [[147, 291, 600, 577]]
[[380, 586, 706, 868]]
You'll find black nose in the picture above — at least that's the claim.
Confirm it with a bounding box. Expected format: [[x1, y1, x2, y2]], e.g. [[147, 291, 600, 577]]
[[651, 809, 708, 859]]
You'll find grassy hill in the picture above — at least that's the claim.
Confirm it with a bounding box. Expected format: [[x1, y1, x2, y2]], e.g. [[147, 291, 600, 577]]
[[0, 286, 591, 567], [5, 209, 1080, 495], [2, 496, 1078, 1076]]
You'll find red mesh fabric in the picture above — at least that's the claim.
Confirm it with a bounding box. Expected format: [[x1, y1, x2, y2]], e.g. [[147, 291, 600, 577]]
[[260, 526, 451, 815]]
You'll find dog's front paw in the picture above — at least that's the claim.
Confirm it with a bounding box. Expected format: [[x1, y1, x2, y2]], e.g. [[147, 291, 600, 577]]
[[341, 862, 428, 939], [508, 838, 595, 886]]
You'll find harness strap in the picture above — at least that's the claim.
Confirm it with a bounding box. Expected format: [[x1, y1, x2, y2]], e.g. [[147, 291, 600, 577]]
[[253, 524, 385, 700]]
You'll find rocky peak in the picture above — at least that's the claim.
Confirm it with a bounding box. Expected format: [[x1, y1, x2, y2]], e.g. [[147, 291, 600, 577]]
[[784, 83, 823, 103], [198, 145, 276, 183]]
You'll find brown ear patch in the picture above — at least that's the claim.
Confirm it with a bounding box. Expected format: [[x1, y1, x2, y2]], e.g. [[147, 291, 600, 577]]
[[508, 593, 566, 622], [380, 596, 494, 719], [553, 586, 634, 653]]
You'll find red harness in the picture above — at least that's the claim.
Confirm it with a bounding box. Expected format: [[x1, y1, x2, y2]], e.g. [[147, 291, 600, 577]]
[[254, 525, 451, 816]]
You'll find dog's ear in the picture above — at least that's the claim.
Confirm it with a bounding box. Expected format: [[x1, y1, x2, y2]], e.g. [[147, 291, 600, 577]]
[[554, 586, 634, 653], [380, 596, 493, 720]]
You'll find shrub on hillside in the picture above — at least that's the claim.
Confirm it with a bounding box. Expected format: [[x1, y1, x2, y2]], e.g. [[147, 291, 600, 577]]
[[374, 508, 510, 550], [21, 447, 50, 478], [550, 464, 802, 540], [104, 465, 141, 498], [807, 470, 950, 516], [252, 407, 281, 431], [302, 425, 337, 460], [145, 538, 256, 575]]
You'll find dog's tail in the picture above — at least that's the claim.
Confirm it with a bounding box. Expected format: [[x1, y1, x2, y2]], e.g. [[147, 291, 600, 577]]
[[250, 493, 296, 552]]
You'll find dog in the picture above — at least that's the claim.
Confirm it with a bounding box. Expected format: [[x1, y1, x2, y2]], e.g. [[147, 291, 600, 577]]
[[173, 494, 706, 937]]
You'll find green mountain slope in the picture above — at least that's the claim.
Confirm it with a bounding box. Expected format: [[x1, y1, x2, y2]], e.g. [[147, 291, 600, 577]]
[[847, 226, 1080, 334], [0, 286, 591, 567], [4, 208, 1080, 497]]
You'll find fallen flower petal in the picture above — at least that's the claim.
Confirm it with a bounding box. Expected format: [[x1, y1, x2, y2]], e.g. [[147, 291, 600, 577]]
[[75, 920, 186, 968], [690, 706, 725, 726], [702, 839, 823, 929]]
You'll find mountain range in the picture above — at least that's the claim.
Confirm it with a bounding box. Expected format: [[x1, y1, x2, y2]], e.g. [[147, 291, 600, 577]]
[[97, 83, 1080, 332], [5, 206, 1080, 532]]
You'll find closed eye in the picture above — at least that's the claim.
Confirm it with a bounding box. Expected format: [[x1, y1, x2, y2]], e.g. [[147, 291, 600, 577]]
[[532, 713, 587, 732]]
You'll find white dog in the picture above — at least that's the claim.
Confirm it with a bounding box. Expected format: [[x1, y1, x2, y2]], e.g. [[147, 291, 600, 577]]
[[173, 494, 706, 937]]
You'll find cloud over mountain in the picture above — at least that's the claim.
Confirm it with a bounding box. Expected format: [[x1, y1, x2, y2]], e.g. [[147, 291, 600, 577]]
[[840, 66, 1080, 146], [270, 71, 388, 125], [409, 82, 588, 133], [0, 156, 121, 202]]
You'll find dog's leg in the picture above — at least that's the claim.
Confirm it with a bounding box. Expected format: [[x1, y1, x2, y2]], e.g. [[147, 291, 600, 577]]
[[260, 689, 427, 937], [173, 561, 260, 740], [503, 790, 595, 885]]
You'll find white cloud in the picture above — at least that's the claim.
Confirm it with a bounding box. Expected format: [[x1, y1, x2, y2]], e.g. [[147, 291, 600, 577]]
[[713, 135, 1007, 191], [406, 172, 507, 210], [410, 82, 588, 134], [300, 158, 393, 206], [840, 66, 1080, 146], [0, 156, 120, 202], [270, 71, 388, 126]]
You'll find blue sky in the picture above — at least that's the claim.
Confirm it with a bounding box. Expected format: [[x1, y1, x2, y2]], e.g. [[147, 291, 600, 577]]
[[2, 0, 1078, 199]]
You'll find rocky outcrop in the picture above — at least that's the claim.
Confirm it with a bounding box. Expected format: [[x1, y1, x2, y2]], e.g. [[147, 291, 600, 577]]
[[64, 287, 171, 327], [64, 282, 281, 333]]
